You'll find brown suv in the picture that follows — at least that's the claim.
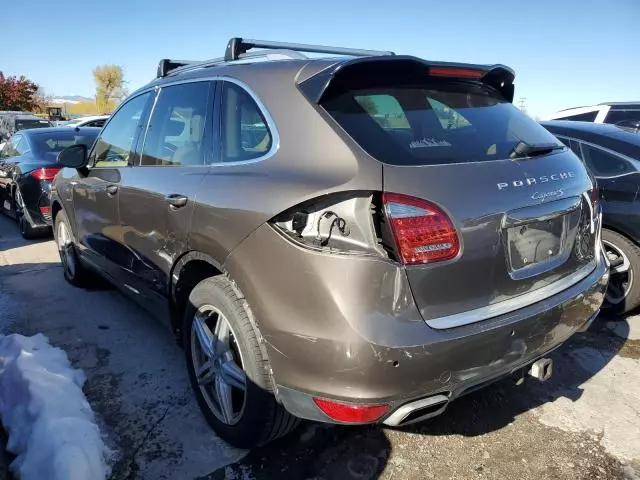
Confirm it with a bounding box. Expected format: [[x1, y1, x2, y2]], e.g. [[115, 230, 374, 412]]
[[52, 38, 609, 448]]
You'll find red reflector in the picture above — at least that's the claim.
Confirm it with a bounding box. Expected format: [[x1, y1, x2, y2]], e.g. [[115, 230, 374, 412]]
[[429, 67, 483, 78], [383, 192, 460, 265], [30, 167, 61, 181], [313, 398, 389, 423], [39, 206, 51, 214]]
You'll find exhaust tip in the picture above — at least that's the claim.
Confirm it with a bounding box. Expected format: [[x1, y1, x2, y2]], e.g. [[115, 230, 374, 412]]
[[529, 358, 553, 382]]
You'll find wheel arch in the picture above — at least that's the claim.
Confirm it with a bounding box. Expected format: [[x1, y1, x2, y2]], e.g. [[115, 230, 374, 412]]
[[169, 251, 225, 337], [602, 221, 640, 247]]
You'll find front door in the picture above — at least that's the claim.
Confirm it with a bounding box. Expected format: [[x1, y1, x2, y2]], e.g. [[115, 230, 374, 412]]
[[117, 81, 215, 322], [72, 92, 153, 279]]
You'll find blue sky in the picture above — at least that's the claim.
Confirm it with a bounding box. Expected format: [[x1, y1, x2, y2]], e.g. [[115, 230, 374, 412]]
[[3, 0, 638, 117]]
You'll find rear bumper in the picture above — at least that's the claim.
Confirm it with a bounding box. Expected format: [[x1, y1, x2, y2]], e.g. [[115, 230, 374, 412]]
[[20, 179, 52, 227], [225, 223, 608, 425], [277, 257, 607, 424]]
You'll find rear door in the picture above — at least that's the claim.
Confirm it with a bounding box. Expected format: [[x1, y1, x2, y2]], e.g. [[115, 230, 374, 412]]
[[576, 141, 640, 238], [116, 81, 214, 321], [323, 78, 597, 328]]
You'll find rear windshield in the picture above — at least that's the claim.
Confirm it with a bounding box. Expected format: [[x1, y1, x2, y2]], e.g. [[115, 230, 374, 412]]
[[15, 119, 52, 131], [31, 130, 99, 162], [322, 81, 563, 166]]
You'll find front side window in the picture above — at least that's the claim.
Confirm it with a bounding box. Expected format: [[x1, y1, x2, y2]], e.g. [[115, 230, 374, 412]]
[[581, 143, 635, 178], [555, 135, 583, 158], [604, 109, 640, 132], [141, 82, 211, 166], [221, 82, 272, 163], [91, 92, 150, 167], [323, 81, 562, 166]]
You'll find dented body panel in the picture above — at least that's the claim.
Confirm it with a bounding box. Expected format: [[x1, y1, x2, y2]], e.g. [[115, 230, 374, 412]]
[[226, 221, 608, 404]]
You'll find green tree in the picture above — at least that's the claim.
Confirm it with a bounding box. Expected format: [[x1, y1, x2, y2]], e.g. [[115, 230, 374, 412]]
[[93, 65, 126, 112]]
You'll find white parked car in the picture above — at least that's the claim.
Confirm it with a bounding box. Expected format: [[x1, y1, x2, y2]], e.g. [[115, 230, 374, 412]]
[[544, 102, 640, 132], [58, 115, 110, 128]]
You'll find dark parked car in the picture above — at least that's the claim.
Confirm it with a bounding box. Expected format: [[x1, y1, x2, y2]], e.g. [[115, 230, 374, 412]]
[[0, 127, 100, 238], [0, 111, 53, 147], [542, 120, 640, 314], [51, 38, 608, 448]]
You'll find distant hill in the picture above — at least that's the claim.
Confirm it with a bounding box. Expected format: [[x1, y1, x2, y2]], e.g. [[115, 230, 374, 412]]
[[51, 95, 94, 104]]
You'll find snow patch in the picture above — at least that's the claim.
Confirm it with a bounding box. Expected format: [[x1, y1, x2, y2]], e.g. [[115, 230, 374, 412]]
[[0, 334, 110, 480], [535, 347, 640, 461]]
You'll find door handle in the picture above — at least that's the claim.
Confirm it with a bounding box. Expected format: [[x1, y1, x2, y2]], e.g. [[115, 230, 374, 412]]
[[106, 185, 118, 196], [166, 194, 188, 209]]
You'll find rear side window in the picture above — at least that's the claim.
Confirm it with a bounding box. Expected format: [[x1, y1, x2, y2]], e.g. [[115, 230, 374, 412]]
[[557, 111, 599, 122], [141, 82, 211, 167], [31, 130, 99, 162], [323, 81, 562, 166], [580, 144, 635, 178], [221, 82, 272, 163]]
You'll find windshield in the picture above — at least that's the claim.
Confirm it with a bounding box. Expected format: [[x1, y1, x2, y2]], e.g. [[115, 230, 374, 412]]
[[31, 130, 99, 162], [322, 81, 564, 166]]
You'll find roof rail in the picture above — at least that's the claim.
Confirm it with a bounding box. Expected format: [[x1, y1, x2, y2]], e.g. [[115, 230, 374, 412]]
[[156, 38, 395, 78], [225, 37, 395, 61]]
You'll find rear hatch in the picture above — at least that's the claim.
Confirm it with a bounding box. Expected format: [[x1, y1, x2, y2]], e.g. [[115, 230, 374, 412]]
[[310, 59, 599, 328]]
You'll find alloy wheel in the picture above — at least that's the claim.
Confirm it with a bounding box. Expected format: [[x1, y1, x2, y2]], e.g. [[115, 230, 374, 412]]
[[190, 305, 247, 425], [57, 221, 76, 278], [603, 239, 633, 305]]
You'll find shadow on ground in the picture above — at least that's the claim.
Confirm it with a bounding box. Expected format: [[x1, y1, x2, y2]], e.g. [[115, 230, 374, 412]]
[[205, 317, 631, 480]]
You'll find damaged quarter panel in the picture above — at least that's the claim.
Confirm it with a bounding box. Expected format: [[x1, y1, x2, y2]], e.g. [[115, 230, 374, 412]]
[[188, 66, 382, 265], [225, 223, 608, 401]]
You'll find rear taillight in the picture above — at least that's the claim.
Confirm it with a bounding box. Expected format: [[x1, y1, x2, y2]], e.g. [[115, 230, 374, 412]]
[[39, 206, 51, 215], [30, 167, 61, 181], [383, 193, 460, 265]]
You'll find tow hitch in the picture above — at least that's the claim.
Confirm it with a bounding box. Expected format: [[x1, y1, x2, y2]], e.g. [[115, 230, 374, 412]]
[[528, 358, 553, 381]]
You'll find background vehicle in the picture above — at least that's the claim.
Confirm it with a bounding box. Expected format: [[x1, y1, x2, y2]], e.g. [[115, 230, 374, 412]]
[[51, 38, 607, 448], [543, 120, 640, 315], [58, 115, 110, 129], [0, 127, 100, 238], [544, 102, 640, 132], [0, 111, 53, 149]]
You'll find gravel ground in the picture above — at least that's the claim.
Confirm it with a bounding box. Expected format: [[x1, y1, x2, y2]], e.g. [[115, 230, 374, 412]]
[[1, 214, 639, 480]]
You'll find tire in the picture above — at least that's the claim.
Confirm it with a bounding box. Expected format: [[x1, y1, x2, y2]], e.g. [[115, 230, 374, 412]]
[[602, 228, 640, 316], [183, 276, 299, 448], [18, 213, 39, 239], [53, 210, 93, 287]]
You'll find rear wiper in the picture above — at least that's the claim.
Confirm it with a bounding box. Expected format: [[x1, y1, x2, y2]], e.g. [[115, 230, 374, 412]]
[[509, 142, 564, 159]]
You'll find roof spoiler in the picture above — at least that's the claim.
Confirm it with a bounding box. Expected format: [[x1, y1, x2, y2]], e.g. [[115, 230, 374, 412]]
[[297, 56, 516, 103]]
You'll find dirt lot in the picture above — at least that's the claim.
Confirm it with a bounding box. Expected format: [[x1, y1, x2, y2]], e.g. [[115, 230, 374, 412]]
[[1, 214, 639, 480]]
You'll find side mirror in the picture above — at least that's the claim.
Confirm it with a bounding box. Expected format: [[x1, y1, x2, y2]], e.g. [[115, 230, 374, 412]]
[[57, 144, 88, 169]]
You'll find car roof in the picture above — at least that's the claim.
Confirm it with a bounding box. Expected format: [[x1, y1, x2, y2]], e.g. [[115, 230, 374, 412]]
[[69, 115, 110, 122], [131, 38, 515, 103], [21, 126, 102, 136], [541, 120, 640, 158]]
